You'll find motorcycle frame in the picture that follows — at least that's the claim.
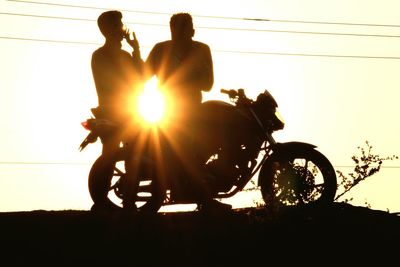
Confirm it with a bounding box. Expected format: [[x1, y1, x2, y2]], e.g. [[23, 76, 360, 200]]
[[81, 89, 284, 205], [214, 104, 278, 199], [81, 88, 338, 210]]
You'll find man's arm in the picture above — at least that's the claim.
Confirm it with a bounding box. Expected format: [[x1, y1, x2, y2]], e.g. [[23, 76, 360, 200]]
[[190, 43, 214, 92], [143, 43, 161, 81], [123, 30, 145, 76], [91, 52, 105, 103], [200, 44, 214, 92]]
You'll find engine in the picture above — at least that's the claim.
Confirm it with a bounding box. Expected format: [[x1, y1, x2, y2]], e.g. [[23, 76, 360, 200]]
[[199, 100, 263, 192]]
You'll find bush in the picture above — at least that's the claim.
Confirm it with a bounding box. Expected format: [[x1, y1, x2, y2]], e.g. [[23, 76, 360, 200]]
[[334, 140, 398, 205]]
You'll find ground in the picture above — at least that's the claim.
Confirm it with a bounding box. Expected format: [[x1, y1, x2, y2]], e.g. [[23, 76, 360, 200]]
[[0, 202, 398, 266]]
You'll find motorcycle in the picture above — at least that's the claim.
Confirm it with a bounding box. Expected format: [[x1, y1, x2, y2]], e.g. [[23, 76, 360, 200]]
[[79, 88, 337, 212]]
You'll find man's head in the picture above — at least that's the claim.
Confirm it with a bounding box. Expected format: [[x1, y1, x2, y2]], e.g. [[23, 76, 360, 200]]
[[170, 13, 195, 43], [97, 10, 124, 41]]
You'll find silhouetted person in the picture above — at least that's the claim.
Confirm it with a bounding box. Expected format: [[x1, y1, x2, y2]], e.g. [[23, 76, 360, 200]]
[[91, 10, 143, 211], [145, 13, 231, 211], [146, 13, 213, 113]]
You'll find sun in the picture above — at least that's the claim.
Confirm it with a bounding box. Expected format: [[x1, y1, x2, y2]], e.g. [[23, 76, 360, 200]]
[[137, 77, 167, 125]]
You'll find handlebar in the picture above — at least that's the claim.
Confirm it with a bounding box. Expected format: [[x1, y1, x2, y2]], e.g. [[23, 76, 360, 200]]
[[220, 88, 237, 98], [221, 88, 247, 99], [221, 88, 253, 107]]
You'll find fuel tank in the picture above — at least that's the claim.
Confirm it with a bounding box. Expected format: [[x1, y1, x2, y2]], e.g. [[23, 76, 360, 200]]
[[198, 100, 260, 153]]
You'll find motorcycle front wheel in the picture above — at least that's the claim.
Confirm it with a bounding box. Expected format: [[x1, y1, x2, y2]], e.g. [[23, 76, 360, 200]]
[[258, 146, 337, 210], [88, 155, 164, 212]]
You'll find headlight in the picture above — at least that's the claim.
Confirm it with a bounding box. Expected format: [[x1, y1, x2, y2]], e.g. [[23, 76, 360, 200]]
[[273, 109, 285, 130]]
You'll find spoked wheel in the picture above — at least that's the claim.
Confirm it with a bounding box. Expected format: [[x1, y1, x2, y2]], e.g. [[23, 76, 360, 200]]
[[259, 146, 337, 211], [88, 155, 164, 213], [131, 156, 165, 213]]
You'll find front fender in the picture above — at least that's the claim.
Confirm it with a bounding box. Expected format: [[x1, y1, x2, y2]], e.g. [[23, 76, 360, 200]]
[[258, 141, 317, 186], [271, 141, 317, 153]]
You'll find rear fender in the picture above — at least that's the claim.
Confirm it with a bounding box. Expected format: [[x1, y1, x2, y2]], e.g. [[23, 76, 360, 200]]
[[79, 132, 99, 151]]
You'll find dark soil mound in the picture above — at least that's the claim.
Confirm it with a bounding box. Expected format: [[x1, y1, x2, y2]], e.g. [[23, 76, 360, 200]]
[[0, 202, 398, 266]]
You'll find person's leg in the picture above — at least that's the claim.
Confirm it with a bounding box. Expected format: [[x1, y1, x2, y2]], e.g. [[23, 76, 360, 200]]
[[90, 133, 121, 211], [121, 137, 140, 211], [190, 107, 233, 211]]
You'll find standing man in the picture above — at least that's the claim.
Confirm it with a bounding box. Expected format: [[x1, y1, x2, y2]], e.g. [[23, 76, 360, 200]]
[[145, 12, 214, 114], [91, 10, 143, 211], [145, 13, 231, 211]]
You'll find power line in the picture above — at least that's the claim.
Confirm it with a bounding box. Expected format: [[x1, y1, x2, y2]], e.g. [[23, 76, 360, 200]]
[[3, 12, 400, 39], [7, 0, 400, 28], [0, 12, 165, 27], [335, 166, 400, 169], [201, 27, 400, 39], [3, 35, 400, 60], [0, 35, 99, 45], [1, 161, 399, 168], [219, 49, 400, 60], [0, 11, 93, 22]]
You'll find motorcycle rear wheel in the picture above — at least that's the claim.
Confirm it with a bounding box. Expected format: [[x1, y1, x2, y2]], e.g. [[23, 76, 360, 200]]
[[88, 155, 163, 212], [259, 147, 337, 211]]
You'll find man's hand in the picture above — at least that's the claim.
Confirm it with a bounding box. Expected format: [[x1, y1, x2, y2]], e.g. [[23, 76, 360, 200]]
[[124, 29, 140, 52]]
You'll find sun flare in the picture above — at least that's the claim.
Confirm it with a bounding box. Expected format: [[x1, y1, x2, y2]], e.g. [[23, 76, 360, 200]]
[[137, 77, 167, 125]]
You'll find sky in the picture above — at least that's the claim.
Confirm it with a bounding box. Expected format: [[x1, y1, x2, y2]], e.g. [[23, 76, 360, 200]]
[[0, 0, 399, 212]]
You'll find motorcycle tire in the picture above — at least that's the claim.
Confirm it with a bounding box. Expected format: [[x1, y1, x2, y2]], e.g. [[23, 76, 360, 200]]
[[88, 155, 163, 213], [88, 155, 119, 211], [259, 146, 337, 210]]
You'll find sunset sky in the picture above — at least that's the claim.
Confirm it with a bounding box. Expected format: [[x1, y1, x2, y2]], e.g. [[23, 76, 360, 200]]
[[0, 0, 399, 212]]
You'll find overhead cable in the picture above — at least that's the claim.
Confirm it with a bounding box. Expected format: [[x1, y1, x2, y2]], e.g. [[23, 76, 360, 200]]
[[7, 0, 400, 28], [2, 35, 400, 60], [2, 12, 400, 39]]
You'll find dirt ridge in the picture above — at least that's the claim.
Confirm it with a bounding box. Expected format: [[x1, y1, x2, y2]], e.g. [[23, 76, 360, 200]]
[[1, 203, 398, 265]]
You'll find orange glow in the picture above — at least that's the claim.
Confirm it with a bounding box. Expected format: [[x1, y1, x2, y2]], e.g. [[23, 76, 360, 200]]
[[131, 77, 175, 128]]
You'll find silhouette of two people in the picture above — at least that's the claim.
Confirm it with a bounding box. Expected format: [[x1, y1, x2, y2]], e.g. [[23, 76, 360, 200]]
[[91, 11, 231, 212]]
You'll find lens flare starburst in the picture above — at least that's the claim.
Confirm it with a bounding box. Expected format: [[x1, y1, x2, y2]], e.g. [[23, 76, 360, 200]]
[[137, 77, 167, 125]]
